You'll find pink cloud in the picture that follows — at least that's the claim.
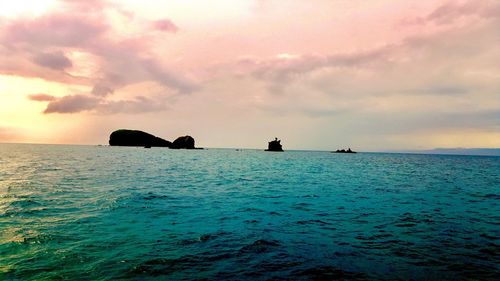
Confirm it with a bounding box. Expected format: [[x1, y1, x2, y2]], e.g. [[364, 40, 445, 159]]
[[237, 46, 394, 85], [141, 58, 196, 93], [44, 95, 100, 114], [91, 83, 114, 96], [59, 0, 109, 10], [28, 93, 56, 101], [402, 0, 500, 26], [96, 96, 169, 114], [33, 51, 72, 70], [152, 19, 178, 33], [40, 93, 169, 114], [3, 13, 108, 48], [0, 2, 194, 100]]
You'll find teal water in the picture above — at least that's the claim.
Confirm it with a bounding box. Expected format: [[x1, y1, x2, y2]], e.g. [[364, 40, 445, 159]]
[[0, 144, 499, 280]]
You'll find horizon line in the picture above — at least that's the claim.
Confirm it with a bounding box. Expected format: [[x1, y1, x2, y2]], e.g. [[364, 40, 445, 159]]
[[1, 142, 499, 156]]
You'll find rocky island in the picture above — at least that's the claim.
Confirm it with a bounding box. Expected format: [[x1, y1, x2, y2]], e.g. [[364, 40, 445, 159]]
[[266, 138, 284, 152], [171, 136, 196, 149], [108, 129, 198, 149], [333, 148, 356, 153]]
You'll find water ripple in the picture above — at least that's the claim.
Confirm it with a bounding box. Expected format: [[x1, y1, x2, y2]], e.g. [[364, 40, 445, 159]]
[[1, 144, 499, 280]]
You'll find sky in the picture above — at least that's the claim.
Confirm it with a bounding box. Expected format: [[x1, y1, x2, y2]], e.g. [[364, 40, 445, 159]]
[[0, 0, 499, 150]]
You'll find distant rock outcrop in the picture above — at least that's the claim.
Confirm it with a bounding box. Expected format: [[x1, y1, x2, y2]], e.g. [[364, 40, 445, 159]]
[[266, 137, 283, 152], [108, 129, 200, 149], [109, 129, 172, 147], [333, 148, 356, 153], [171, 135, 196, 149]]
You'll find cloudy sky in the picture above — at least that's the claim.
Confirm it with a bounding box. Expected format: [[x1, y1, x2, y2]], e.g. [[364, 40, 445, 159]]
[[0, 0, 498, 150]]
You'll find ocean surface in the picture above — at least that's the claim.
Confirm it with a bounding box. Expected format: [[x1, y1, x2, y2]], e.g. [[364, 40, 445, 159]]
[[0, 144, 499, 280]]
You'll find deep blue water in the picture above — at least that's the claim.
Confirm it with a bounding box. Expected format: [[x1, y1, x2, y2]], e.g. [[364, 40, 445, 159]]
[[0, 144, 499, 280]]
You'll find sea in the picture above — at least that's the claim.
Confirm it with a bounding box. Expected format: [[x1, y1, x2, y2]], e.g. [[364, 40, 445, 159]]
[[0, 143, 499, 280]]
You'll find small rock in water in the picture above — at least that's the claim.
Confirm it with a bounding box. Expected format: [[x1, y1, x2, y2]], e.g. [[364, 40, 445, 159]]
[[266, 137, 284, 152]]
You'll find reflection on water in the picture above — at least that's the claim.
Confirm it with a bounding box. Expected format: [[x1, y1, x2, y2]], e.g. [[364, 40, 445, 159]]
[[0, 144, 499, 280]]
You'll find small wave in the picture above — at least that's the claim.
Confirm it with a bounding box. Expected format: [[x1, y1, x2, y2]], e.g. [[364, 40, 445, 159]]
[[293, 266, 368, 280], [301, 194, 320, 198], [177, 231, 230, 245], [239, 207, 265, 213], [239, 239, 281, 254], [128, 257, 180, 276], [394, 223, 417, 227], [469, 193, 500, 199], [480, 233, 498, 240], [7, 199, 42, 208], [479, 246, 499, 257], [297, 219, 333, 226], [333, 251, 361, 257], [142, 194, 173, 201], [391, 213, 436, 228], [292, 202, 313, 211], [129, 252, 234, 277]]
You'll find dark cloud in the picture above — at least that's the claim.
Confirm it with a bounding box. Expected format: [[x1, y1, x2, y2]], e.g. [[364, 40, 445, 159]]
[[227, 16, 500, 137], [3, 13, 108, 48], [44, 95, 101, 114], [33, 51, 72, 70], [422, 85, 468, 95], [28, 93, 56, 101], [152, 19, 178, 33], [97, 96, 169, 114], [0, 45, 87, 85], [402, 0, 500, 26], [238, 16, 500, 100], [0, 2, 194, 96], [243, 45, 394, 88], [42, 93, 169, 115], [91, 83, 114, 96], [141, 58, 197, 93], [428, 0, 500, 24]]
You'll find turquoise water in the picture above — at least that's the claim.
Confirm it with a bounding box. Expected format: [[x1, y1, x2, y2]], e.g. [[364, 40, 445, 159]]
[[0, 144, 499, 280]]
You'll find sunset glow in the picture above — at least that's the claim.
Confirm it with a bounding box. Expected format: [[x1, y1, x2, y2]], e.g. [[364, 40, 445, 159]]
[[1, 0, 499, 150]]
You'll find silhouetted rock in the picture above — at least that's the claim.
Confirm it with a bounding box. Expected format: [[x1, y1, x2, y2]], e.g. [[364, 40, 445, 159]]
[[333, 148, 356, 153], [171, 135, 196, 149], [266, 137, 283, 152], [109, 129, 172, 147]]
